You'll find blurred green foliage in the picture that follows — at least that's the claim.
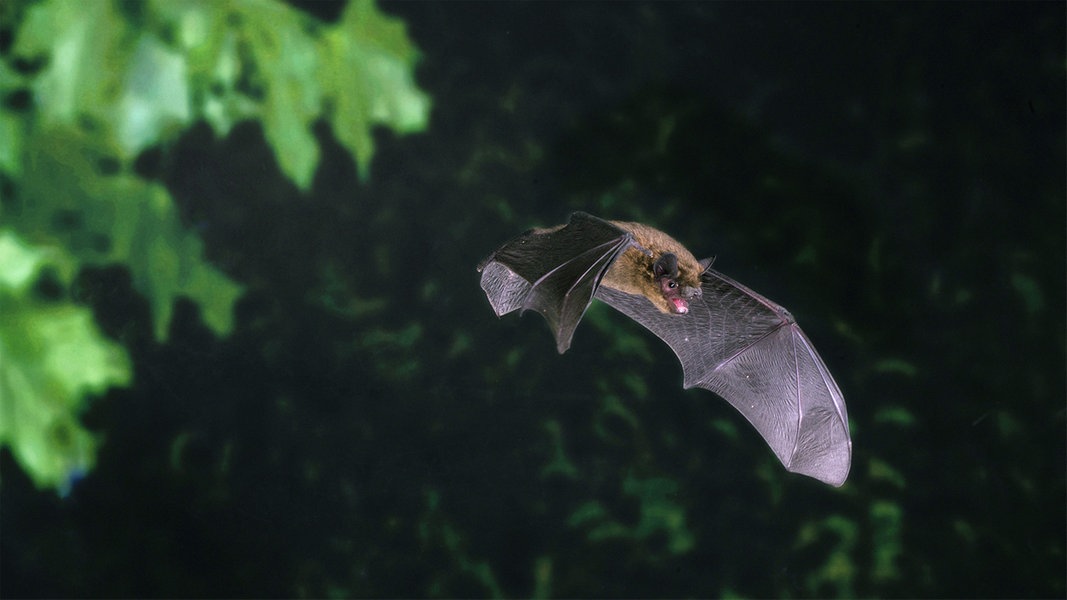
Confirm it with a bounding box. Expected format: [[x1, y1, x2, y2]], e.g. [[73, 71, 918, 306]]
[[0, 0, 429, 492], [569, 472, 694, 554], [0, 230, 130, 493], [420, 490, 505, 598]]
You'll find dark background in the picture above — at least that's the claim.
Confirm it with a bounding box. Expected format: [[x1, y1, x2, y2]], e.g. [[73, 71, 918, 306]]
[[3, 2, 1064, 597]]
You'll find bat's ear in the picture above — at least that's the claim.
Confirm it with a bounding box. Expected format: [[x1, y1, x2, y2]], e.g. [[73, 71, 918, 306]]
[[699, 257, 716, 273], [653, 253, 680, 279]]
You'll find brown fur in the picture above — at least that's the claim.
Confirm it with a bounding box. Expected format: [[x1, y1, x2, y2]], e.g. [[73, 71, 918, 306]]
[[604, 220, 704, 314]]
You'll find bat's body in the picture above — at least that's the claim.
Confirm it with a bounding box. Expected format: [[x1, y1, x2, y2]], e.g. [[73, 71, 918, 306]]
[[478, 212, 851, 486]]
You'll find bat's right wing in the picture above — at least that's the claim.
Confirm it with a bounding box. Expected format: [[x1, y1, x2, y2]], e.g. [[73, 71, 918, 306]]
[[597, 269, 851, 486], [478, 212, 634, 353]]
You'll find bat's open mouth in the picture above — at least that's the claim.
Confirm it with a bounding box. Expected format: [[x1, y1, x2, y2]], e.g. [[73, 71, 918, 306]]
[[670, 297, 689, 314]]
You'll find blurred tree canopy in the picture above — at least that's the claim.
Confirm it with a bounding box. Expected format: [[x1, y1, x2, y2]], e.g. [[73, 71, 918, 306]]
[[0, 0, 428, 491], [1, 2, 1063, 599]]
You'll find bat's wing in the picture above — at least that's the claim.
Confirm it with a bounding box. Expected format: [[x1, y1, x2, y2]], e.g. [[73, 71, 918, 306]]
[[478, 212, 634, 353], [596, 269, 851, 486]]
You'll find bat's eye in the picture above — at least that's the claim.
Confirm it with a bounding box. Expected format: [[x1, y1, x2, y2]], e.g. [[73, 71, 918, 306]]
[[659, 276, 682, 298]]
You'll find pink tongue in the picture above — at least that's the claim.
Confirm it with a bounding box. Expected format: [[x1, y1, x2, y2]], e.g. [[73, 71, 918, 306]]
[[671, 298, 689, 314]]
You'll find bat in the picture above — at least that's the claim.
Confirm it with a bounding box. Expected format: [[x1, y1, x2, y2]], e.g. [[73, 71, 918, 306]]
[[477, 212, 851, 486]]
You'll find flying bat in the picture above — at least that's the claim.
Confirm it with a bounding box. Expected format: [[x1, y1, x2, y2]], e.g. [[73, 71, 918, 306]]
[[477, 212, 851, 486]]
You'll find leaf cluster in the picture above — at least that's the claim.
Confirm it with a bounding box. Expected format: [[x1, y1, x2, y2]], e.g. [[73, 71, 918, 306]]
[[0, 0, 429, 492]]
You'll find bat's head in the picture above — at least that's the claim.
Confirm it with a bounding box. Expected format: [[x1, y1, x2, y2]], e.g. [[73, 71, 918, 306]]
[[654, 253, 702, 314]]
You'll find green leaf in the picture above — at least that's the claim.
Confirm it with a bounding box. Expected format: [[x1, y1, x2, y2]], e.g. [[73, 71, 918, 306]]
[[149, 0, 256, 137], [16, 127, 243, 341], [322, 0, 432, 180], [0, 230, 131, 493], [14, 0, 190, 162], [236, 0, 323, 189], [146, 0, 323, 186], [116, 34, 192, 158], [14, 0, 430, 188], [150, 0, 431, 188], [117, 180, 244, 340], [0, 62, 24, 177], [14, 0, 129, 137]]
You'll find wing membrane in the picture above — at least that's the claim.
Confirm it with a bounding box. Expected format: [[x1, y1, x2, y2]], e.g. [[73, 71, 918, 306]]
[[478, 212, 634, 353], [596, 269, 851, 486]]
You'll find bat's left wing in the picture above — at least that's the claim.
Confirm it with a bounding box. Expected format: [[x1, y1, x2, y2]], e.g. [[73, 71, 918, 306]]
[[478, 213, 635, 353], [596, 269, 851, 486]]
